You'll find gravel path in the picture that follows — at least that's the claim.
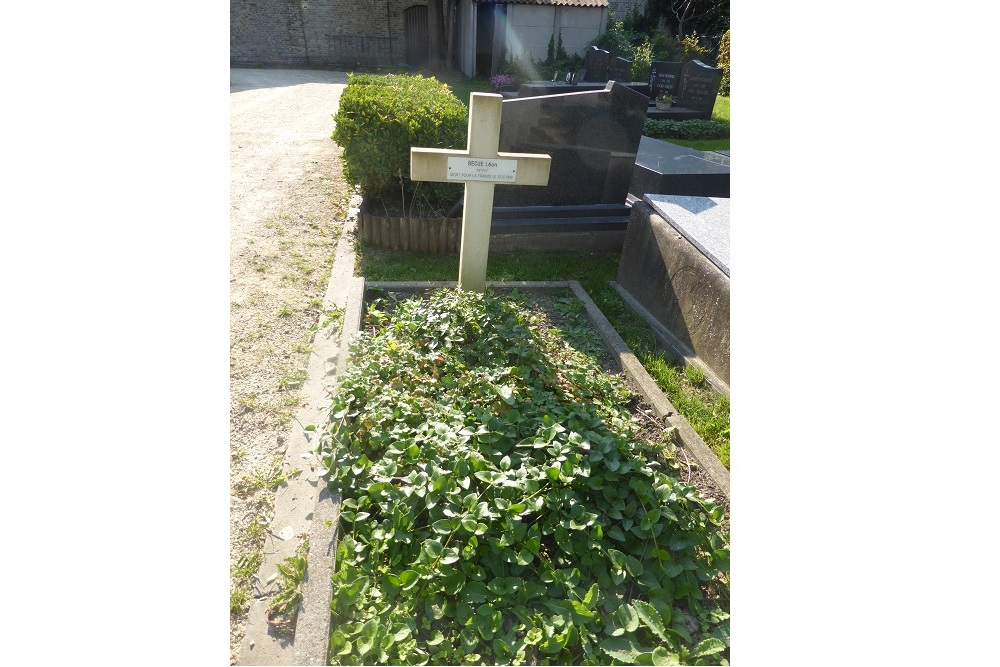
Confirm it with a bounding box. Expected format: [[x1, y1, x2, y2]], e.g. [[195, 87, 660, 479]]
[[229, 68, 352, 662]]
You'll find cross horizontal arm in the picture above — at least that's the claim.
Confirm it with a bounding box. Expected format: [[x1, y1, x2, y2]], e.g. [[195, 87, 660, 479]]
[[411, 148, 551, 185]]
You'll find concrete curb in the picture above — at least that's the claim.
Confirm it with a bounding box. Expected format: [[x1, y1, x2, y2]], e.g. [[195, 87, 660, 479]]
[[237, 213, 359, 666], [569, 281, 730, 502]]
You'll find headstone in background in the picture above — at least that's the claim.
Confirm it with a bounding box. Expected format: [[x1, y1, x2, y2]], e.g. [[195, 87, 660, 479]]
[[495, 81, 649, 208], [676, 60, 723, 118], [648, 61, 682, 101], [608, 56, 632, 82], [582, 46, 611, 82]]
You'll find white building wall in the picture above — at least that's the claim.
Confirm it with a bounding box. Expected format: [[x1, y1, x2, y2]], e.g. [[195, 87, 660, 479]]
[[458, 0, 476, 77], [505, 6, 607, 63]]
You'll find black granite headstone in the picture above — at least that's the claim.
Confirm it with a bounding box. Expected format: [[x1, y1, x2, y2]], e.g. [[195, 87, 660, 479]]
[[496, 82, 650, 208], [582, 46, 611, 82], [648, 61, 682, 101], [676, 60, 723, 118], [608, 56, 632, 82]]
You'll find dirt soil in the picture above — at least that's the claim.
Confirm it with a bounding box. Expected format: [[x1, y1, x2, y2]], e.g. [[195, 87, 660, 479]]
[[229, 68, 354, 663]]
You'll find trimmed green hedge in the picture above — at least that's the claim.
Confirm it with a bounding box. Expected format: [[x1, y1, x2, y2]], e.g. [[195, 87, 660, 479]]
[[332, 74, 468, 214], [643, 118, 730, 141]]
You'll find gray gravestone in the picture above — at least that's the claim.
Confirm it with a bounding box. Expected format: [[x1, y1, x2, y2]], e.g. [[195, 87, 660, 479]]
[[649, 61, 682, 101], [608, 56, 632, 82], [676, 60, 723, 118], [494, 81, 650, 208], [582, 46, 611, 82]]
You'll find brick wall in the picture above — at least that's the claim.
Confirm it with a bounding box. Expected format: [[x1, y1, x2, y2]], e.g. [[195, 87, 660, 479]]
[[231, 0, 419, 68]]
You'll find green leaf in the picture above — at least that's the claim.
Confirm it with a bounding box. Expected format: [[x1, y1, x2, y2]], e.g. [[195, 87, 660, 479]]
[[433, 518, 459, 535], [540, 632, 566, 654], [616, 603, 640, 632], [582, 582, 599, 608], [688, 637, 726, 658], [633, 599, 668, 642], [608, 525, 626, 541], [651, 646, 680, 665], [399, 569, 419, 591], [569, 599, 595, 619], [440, 546, 460, 565], [599, 637, 642, 663], [422, 539, 443, 559]]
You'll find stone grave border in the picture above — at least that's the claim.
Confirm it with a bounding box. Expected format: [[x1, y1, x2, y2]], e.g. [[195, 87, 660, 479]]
[[289, 279, 730, 665]]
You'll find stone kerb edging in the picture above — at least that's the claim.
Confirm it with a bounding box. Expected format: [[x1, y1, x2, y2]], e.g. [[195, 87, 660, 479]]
[[293, 278, 729, 665]]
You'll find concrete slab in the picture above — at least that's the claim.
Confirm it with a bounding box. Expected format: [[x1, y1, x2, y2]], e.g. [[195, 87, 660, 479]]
[[236, 211, 359, 666], [644, 194, 730, 277]]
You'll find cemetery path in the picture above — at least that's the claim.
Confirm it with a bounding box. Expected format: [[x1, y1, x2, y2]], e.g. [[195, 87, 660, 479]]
[[229, 68, 353, 663]]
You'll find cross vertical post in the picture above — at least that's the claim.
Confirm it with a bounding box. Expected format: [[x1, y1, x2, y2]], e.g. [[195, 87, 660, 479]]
[[410, 93, 551, 292]]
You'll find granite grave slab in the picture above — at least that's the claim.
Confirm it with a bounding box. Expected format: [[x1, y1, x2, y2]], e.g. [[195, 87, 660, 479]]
[[643, 194, 730, 277], [629, 136, 730, 199]]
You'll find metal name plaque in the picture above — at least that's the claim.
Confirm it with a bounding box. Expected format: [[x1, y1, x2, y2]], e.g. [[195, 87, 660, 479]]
[[447, 157, 517, 183]]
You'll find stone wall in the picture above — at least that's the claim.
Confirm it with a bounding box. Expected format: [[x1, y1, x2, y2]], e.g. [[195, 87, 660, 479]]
[[231, 0, 417, 68], [608, 0, 647, 20]]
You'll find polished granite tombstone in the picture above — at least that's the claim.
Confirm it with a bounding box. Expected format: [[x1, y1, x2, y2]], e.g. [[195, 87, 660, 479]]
[[609, 56, 632, 82], [675, 60, 723, 119], [649, 61, 682, 100], [629, 136, 730, 199], [495, 81, 650, 210], [582, 46, 611, 81]]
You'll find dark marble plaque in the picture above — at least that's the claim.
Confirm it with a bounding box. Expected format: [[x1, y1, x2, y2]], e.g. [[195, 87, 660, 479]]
[[649, 61, 682, 100], [676, 60, 723, 117], [608, 56, 632, 82], [582, 46, 611, 82], [495, 82, 650, 208]]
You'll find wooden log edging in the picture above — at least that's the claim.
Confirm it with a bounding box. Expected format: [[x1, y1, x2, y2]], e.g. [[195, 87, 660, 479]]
[[357, 208, 462, 254]]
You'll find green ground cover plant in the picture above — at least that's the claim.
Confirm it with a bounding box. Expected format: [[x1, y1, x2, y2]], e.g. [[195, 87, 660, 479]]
[[319, 289, 729, 665], [357, 249, 730, 468]]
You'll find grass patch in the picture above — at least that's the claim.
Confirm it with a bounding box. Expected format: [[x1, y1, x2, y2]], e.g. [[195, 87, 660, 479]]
[[438, 74, 492, 106], [266, 538, 309, 631], [356, 247, 730, 468]]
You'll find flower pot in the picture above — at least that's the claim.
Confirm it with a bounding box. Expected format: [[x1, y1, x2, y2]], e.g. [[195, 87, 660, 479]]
[[656, 101, 672, 110]]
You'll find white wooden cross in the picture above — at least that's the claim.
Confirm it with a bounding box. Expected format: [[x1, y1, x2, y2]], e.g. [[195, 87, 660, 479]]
[[410, 93, 551, 292]]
